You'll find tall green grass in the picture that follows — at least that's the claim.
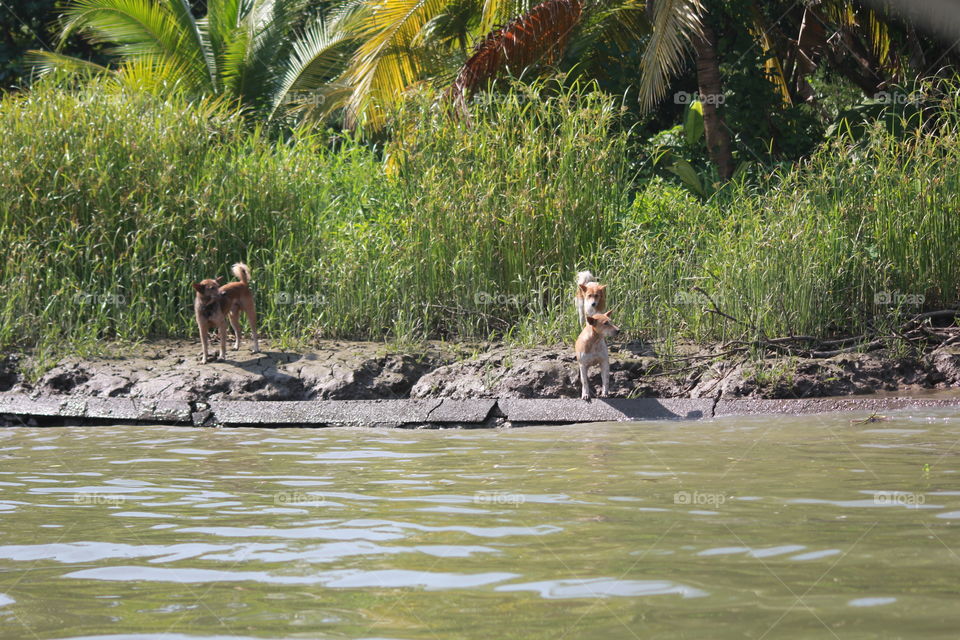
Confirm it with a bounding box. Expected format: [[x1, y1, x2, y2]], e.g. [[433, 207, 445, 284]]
[[0, 80, 629, 353], [608, 117, 960, 345], [1, 79, 958, 362]]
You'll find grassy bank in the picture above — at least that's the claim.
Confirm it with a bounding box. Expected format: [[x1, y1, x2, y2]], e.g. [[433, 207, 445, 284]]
[[1, 80, 959, 364]]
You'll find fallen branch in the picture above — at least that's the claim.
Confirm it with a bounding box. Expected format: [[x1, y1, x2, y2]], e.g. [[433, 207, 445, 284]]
[[425, 303, 511, 328], [689, 286, 960, 358]]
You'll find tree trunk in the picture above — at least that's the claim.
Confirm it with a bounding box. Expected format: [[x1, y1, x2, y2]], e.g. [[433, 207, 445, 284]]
[[691, 20, 734, 180]]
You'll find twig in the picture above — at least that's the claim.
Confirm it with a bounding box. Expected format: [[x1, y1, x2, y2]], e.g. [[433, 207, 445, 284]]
[[693, 286, 754, 330], [655, 348, 747, 363], [851, 412, 887, 425], [424, 303, 510, 327], [690, 289, 960, 358], [904, 309, 959, 328], [808, 339, 886, 358]]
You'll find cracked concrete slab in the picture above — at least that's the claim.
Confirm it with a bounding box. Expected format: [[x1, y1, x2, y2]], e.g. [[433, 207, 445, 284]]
[[498, 398, 715, 423], [0, 394, 192, 423], [713, 396, 960, 417], [207, 399, 497, 427]]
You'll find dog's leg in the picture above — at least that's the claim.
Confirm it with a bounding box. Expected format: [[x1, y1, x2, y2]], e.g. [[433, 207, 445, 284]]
[[578, 359, 592, 401], [600, 354, 611, 398], [228, 311, 242, 351], [246, 300, 260, 353], [198, 323, 210, 364], [216, 319, 228, 360], [576, 298, 585, 326]]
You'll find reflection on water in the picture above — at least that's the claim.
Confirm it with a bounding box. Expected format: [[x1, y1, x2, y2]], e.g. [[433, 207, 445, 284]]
[[2, 409, 960, 639]]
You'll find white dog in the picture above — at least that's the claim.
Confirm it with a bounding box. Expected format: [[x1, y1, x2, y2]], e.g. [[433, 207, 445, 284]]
[[575, 271, 607, 327]]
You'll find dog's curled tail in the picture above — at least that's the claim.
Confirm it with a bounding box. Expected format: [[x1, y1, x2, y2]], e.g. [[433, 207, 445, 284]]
[[231, 263, 251, 284], [576, 271, 595, 286]]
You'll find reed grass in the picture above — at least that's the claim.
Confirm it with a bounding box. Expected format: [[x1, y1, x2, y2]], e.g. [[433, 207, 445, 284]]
[[1, 79, 958, 364]]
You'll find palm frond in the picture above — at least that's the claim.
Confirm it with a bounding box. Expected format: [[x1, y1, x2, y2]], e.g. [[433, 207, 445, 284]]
[[114, 53, 202, 94], [448, 0, 582, 109], [567, 0, 648, 61], [268, 7, 361, 120], [165, 0, 219, 89], [25, 49, 198, 97], [747, 4, 790, 105], [59, 0, 212, 91], [867, 8, 890, 66], [293, 81, 355, 121], [340, 0, 456, 128], [231, 0, 311, 111], [205, 0, 250, 54], [478, 0, 528, 36], [24, 50, 113, 78], [218, 22, 252, 94], [417, 0, 480, 52], [637, 0, 704, 111]]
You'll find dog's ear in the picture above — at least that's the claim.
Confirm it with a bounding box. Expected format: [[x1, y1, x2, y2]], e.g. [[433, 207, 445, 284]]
[[597, 284, 607, 292], [216, 276, 224, 284], [586, 315, 597, 326], [605, 309, 614, 318], [192, 283, 203, 293], [579, 283, 588, 293]]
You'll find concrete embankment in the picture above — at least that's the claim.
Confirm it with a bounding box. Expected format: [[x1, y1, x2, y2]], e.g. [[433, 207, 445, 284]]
[[2, 339, 960, 427], [2, 393, 959, 428]]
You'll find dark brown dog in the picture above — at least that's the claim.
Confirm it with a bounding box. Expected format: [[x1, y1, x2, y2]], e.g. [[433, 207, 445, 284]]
[[193, 263, 260, 363]]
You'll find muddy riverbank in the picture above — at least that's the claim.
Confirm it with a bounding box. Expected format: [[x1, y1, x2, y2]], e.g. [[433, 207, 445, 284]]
[[2, 338, 960, 404]]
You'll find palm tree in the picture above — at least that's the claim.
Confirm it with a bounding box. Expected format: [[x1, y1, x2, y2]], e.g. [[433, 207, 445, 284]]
[[446, 0, 735, 177], [324, 0, 719, 133], [28, 0, 355, 119], [444, 0, 926, 178]]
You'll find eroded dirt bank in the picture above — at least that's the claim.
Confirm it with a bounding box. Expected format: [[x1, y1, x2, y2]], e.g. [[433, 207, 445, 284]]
[[2, 339, 960, 403]]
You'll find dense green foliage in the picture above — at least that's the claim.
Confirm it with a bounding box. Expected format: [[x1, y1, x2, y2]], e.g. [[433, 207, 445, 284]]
[[2, 80, 958, 359], [0, 81, 628, 351], [0, 0, 106, 88]]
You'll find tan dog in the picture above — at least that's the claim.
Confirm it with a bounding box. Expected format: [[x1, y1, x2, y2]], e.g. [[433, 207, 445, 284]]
[[575, 271, 607, 327], [193, 263, 260, 364], [575, 310, 619, 400]]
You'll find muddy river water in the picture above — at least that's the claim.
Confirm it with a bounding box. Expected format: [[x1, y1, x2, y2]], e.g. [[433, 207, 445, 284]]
[[1, 410, 959, 638]]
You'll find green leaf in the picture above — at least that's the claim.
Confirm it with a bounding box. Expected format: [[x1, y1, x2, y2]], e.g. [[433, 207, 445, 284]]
[[684, 98, 703, 146], [731, 160, 750, 182], [666, 158, 705, 197]]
